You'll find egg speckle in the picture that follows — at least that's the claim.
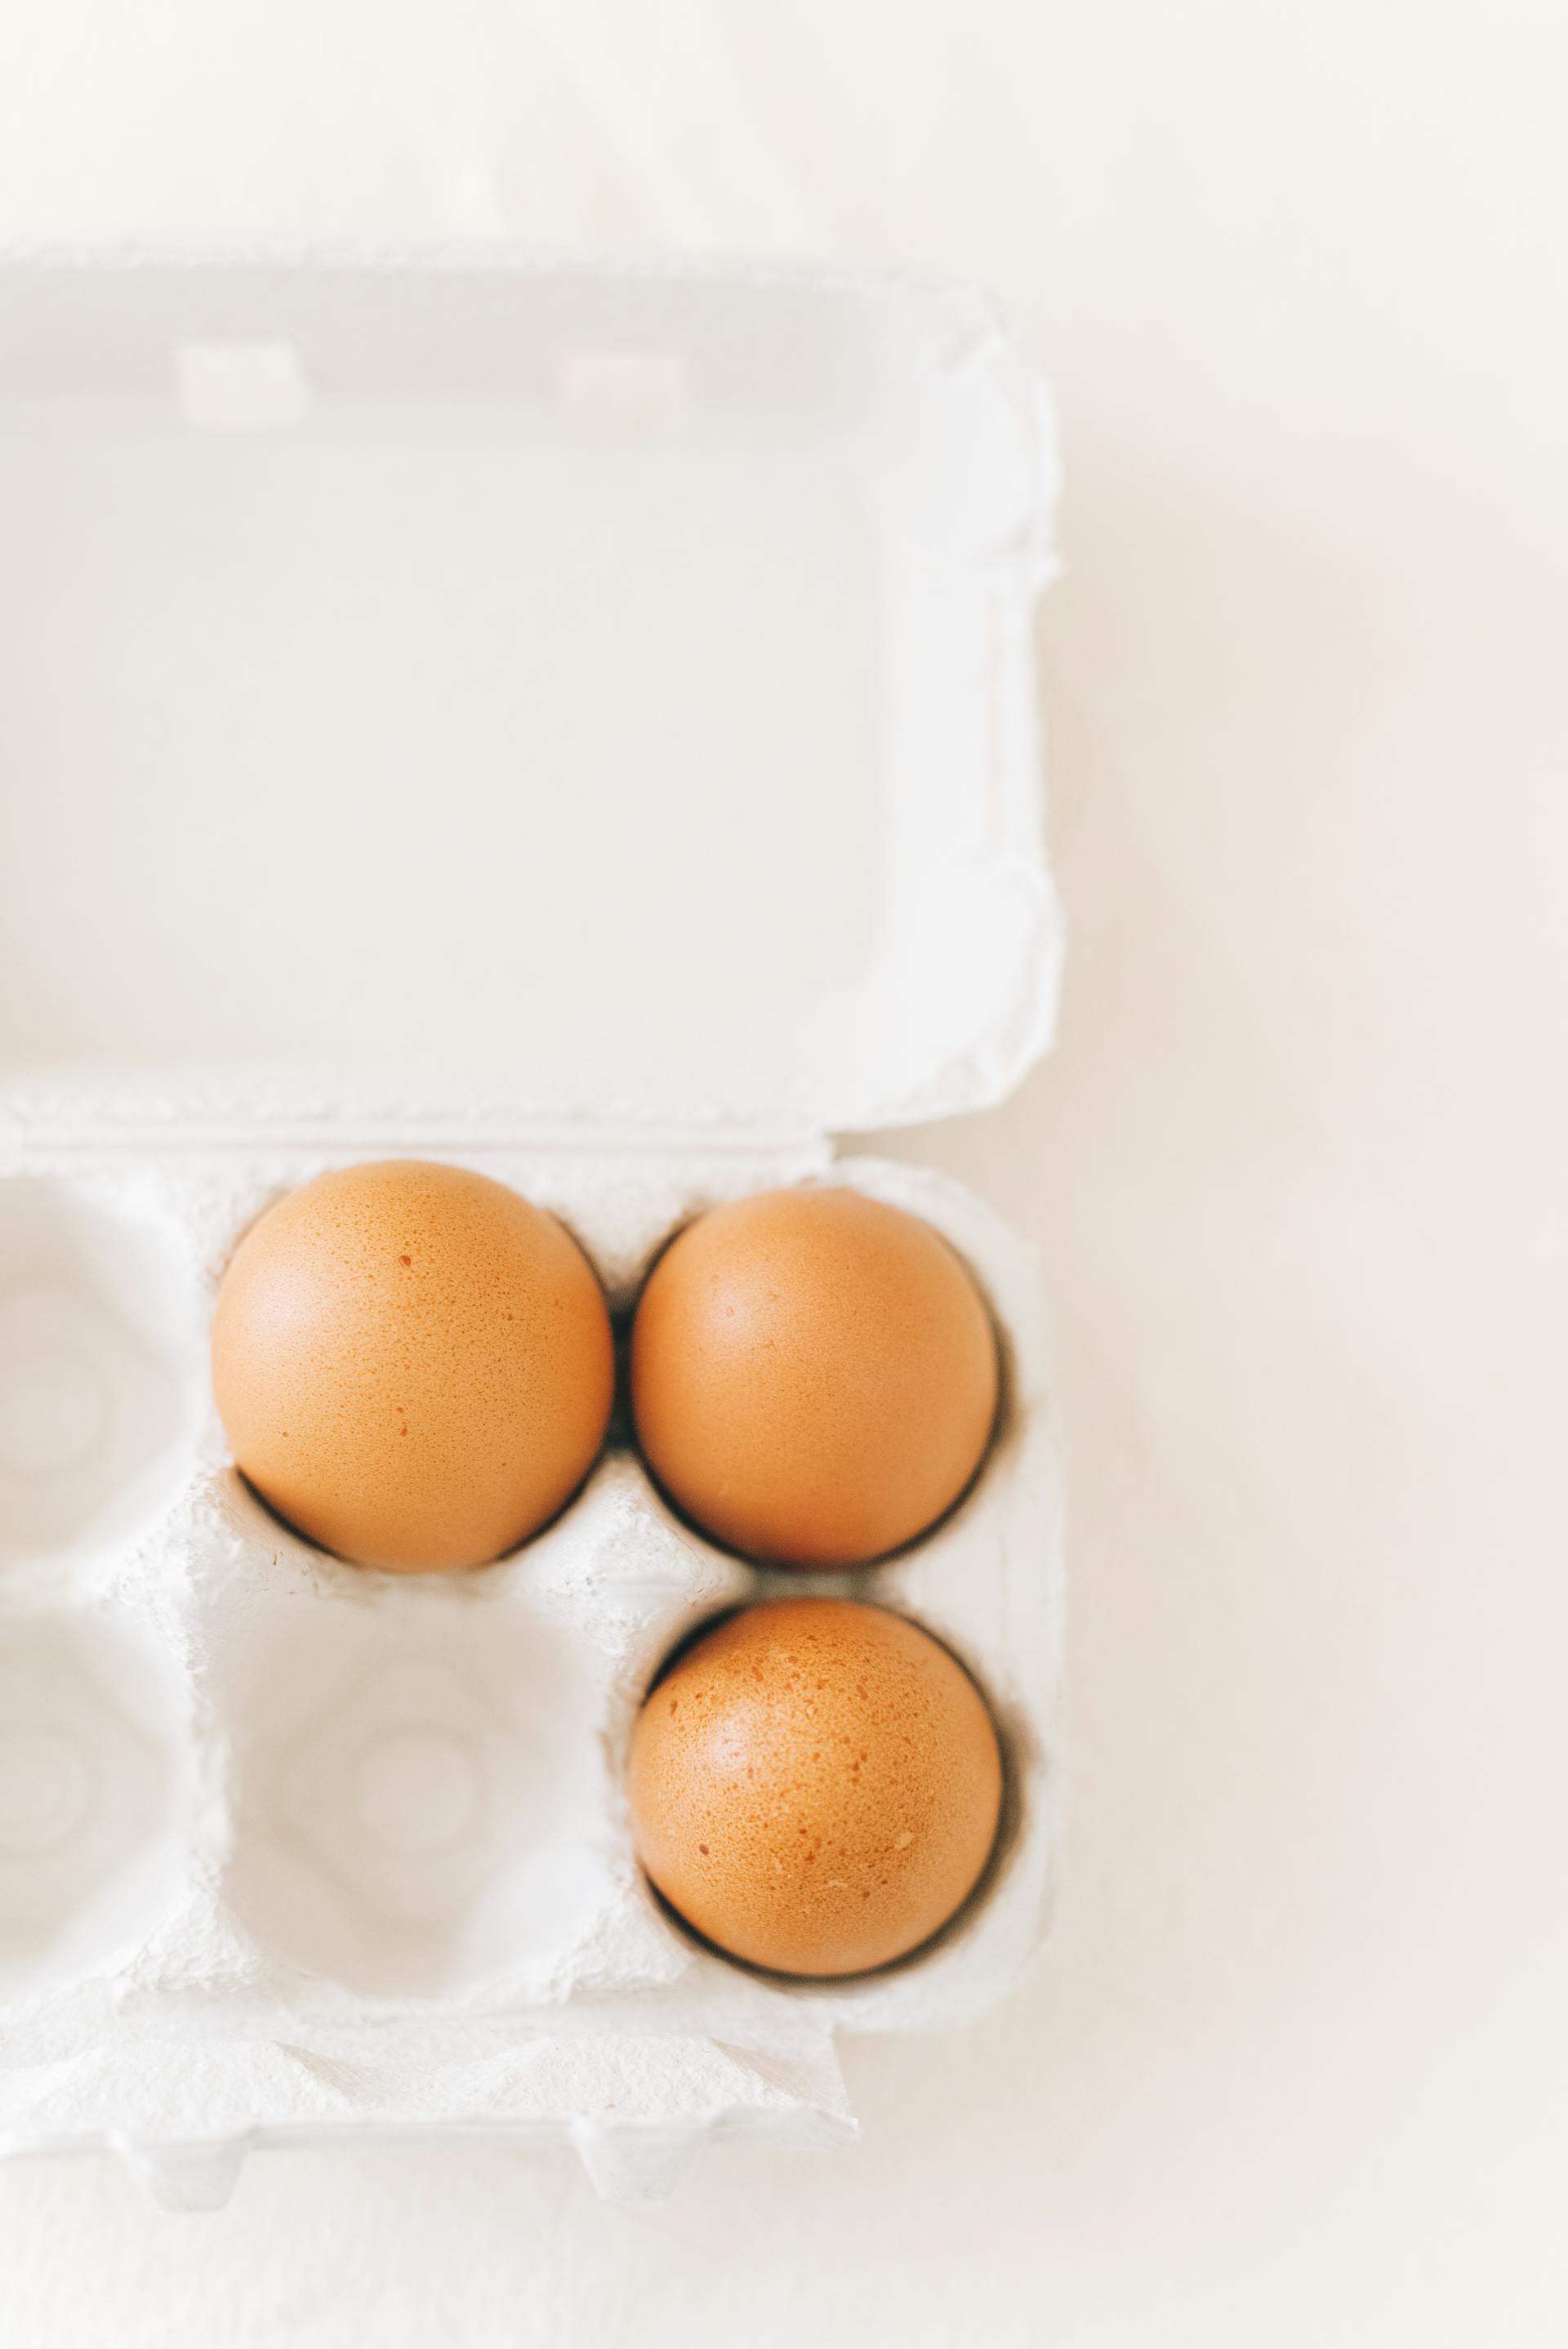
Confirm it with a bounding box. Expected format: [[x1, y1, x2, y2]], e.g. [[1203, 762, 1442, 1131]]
[[628, 1598, 1004, 1977], [212, 1160, 613, 1571], [630, 1187, 999, 1567]]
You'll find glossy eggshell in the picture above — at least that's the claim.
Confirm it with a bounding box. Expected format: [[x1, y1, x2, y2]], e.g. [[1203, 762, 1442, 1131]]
[[630, 1186, 1000, 1567], [628, 1598, 1004, 1977], [212, 1160, 613, 1571]]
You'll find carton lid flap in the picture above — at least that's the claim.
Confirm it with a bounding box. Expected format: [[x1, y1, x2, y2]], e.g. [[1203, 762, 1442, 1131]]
[[0, 254, 1059, 1140]]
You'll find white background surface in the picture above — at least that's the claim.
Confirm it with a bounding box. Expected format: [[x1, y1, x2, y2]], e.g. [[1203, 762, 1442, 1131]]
[[2, 2, 1566, 2342]]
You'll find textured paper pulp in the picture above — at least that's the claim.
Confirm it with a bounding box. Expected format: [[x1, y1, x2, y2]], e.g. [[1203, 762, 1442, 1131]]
[[0, 255, 1059, 2202]]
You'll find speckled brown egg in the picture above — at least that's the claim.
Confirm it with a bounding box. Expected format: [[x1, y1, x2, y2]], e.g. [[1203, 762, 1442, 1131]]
[[212, 1161, 613, 1571], [630, 1187, 999, 1567], [628, 1598, 1004, 1977]]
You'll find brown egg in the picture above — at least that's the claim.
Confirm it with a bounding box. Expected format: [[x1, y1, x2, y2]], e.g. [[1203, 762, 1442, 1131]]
[[629, 1598, 1003, 1977], [630, 1187, 999, 1567], [212, 1161, 612, 1571]]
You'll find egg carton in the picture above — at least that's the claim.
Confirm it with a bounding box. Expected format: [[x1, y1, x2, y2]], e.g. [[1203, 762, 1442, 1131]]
[[0, 249, 1061, 2200], [0, 1141, 1060, 2204]]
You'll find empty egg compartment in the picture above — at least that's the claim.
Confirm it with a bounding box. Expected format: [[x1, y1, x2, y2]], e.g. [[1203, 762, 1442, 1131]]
[[198, 1474, 615, 2004], [0, 1173, 208, 1599], [193, 1456, 751, 2010], [0, 1590, 200, 2021]]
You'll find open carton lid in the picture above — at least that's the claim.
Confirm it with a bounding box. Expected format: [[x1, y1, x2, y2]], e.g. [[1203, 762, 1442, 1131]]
[[0, 252, 1059, 1146]]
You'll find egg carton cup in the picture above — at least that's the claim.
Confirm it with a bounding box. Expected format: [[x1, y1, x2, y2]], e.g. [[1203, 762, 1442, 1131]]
[[0, 1141, 1060, 2204]]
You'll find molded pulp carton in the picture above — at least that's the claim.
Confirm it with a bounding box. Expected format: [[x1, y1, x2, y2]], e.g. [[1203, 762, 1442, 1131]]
[[0, 251, 1061, 2204]]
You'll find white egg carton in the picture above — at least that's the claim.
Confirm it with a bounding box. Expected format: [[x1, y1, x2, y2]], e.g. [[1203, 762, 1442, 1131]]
[[0, 250, 1062, 2203]]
